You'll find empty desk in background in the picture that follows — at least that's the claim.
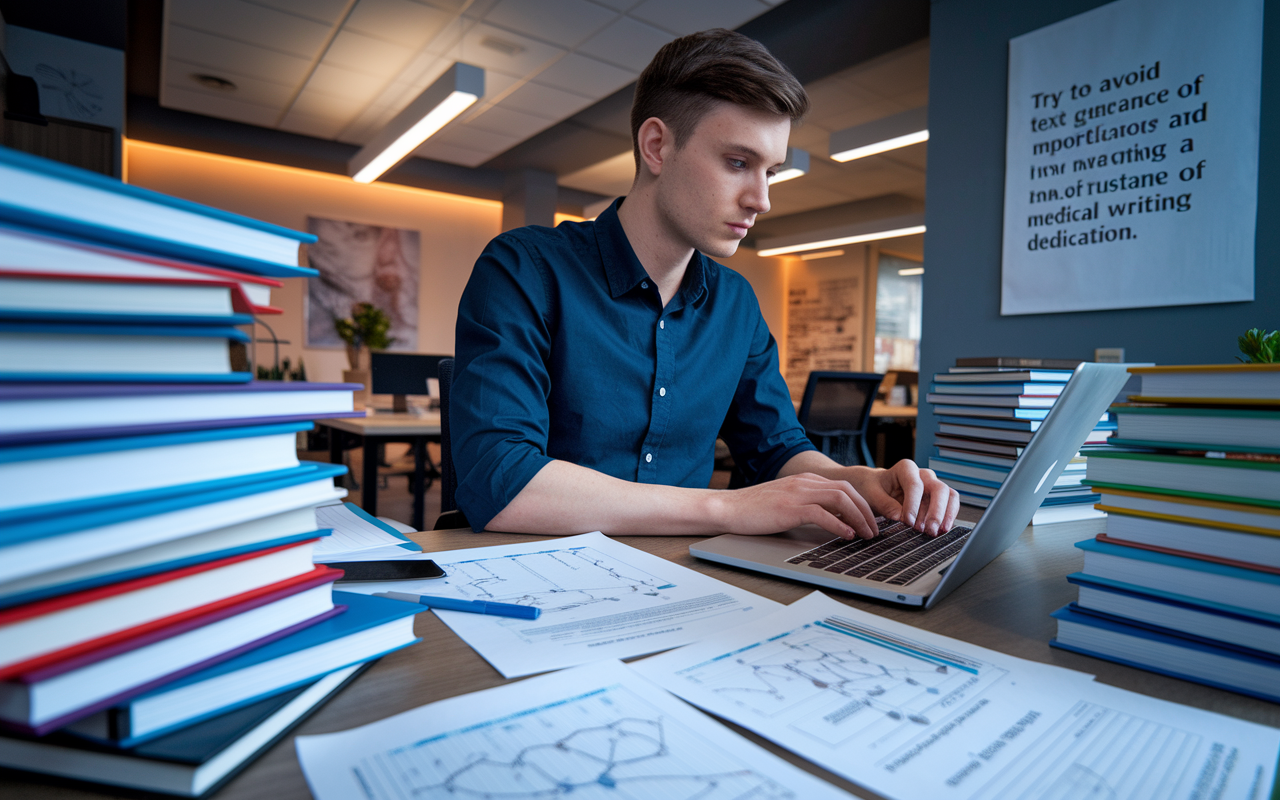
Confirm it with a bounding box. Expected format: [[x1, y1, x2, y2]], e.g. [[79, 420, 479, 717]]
[[318, 413, 440, 532], [870, 402, 917, 468]]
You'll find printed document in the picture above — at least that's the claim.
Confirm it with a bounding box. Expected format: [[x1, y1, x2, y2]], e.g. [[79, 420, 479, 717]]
[[312, 502, 420, 559], [296, 659, 863, 800], [632, 592, 1279, 800], [336, 531, 780, 677]]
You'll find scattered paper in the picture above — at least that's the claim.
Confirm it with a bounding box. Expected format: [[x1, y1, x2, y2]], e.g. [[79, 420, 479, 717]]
[[336, 531, 781, 677], [296, 659, 862, 800], [632, 592, 1280, 800], [312, 503, 419, 560]]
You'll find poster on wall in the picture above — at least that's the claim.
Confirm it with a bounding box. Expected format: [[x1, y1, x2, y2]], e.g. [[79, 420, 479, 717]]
[[304, 217, 420, 350], [785, 275, 862, 401], [1000, 0, 1262, 315]]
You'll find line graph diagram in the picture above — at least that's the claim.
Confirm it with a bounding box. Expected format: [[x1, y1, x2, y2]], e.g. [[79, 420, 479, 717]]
[[676, 616, 1005, 749], [438, 546, 677, 613], [350, 684, 801, 800]]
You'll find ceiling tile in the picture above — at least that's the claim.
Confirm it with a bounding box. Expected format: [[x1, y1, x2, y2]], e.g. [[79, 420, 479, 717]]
[[251, 0, 354, 25], [484, 0, 618, 48], [304, 63, 390, 98], [167, 0, 333, 59], [428, 123, 522, 153], [559, 150, 635, 196], [464, 104, 555, 139], [576, 15, 674, 71], [531, 53, 635, 99], [278, 110, 349, 139], [287, 86, 369, 120], [166, 59, 295, 107], [411, 138, 495, 167], [160, 84, 281, 128], [165, 26, 313, 87], [591, 0, 643, 10], [322, 28, 416, 74], [345, 0, 452, 49], [454, 22, 566, 77], [627, 0, 769, 36], [499, 81, 594, 120]]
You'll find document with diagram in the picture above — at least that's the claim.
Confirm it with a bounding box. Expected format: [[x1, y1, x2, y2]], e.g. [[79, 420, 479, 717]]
[[632, 592, 1280, 800], [337, 531, 781, 677], [296, 659, 864, 800]]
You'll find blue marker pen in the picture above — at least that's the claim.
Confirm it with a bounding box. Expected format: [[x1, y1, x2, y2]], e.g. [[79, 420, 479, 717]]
[[376, 590, 540, 620]]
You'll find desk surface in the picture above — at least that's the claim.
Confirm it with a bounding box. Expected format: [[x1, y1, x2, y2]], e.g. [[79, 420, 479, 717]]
[[870, 401, 918, 418], [319, 412, 441, 437], [6, 513, 1278, 800]]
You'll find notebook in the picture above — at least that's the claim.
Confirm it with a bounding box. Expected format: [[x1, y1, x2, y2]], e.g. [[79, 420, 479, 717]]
[[691, 362, 1133, 608]]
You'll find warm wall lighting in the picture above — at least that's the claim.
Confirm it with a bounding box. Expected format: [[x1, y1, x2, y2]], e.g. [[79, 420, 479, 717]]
[[799, 249, 845, 260], [756, 213, 926, 257], [349, 63, 484, 184], [898, 267, 925, 276], [830, 107, 928, 163], [767, 148, 809, 184]]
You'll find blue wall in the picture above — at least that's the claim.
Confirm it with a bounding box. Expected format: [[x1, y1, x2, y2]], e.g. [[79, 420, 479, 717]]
[[917, 0, 1279, 461]]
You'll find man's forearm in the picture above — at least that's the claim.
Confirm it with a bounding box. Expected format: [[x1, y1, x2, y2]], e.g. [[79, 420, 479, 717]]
[[485, 460, 728, 536], [777, 449, 878, 484]]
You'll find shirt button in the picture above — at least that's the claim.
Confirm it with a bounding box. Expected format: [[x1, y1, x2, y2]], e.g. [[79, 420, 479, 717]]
[[659, 320, 665, 329], [659, 387, 666, 397], [641, 281, 649, 289], [645, 453, 653, 463]]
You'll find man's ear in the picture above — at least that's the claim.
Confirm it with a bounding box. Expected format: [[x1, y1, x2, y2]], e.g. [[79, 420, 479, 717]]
[[635, 117, 671, 179]]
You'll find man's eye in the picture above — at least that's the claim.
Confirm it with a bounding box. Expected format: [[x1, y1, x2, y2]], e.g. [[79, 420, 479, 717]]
[[728, 158, 746, 169]]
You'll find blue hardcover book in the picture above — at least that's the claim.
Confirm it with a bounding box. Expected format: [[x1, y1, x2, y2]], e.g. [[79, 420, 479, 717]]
[[0, 422, 314, 525], [937, 415, 1116, 432], [0, 320, 253, 383], [64, 592, 426, 746], [1075, 538, 1280, 616], [0, 146, 317, 279], [0, 381, 360, 445], [1066, 575, 1280, 656], [1050, 604, 1280, 703]]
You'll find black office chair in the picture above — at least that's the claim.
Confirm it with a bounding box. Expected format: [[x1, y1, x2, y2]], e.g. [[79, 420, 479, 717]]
[[434, 357, 471, 530], [797, 371, 883, 467]]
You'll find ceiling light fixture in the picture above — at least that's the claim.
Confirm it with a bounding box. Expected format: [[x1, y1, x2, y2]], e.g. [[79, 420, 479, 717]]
[[829, 107, 928, 163], [799, 249, 845, 260], [898, 266, 925, 276], [767, 148, 809, 184], [349, 63, 484, 184], [755, 213, 926, 258]]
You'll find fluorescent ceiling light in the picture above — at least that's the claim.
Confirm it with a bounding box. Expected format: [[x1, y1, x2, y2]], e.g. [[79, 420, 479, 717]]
[[768, 148, 809, 184], [755, 213, 926, 258], [799, 249, 845, 260], [898, 266, 925, 276], [830, 107, 928, 163], [349, 63, 484, 184]]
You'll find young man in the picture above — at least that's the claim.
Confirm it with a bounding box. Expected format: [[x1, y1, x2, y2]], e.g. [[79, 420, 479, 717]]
[[451, 29, 958, 539]]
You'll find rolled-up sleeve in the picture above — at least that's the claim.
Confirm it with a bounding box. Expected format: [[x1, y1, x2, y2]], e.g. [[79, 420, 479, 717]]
[[718, 306, 815, 485], [452, 235, 556, 530]]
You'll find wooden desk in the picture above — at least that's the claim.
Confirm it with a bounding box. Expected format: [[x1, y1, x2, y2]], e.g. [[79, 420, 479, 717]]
[[870, 401, 918, 418], [6, 515, 1278, 800], [318, 413, 441, 531]]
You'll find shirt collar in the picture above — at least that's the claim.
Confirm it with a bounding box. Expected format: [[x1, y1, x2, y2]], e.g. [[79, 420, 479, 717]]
[[595, 197, 710, 310]]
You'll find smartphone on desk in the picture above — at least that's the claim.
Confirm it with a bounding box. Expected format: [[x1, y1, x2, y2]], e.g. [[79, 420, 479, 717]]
[[330, 560, 446, 582]]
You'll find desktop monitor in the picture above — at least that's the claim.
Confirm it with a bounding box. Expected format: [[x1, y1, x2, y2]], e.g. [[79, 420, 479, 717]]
[[370, 352, 448, 412]]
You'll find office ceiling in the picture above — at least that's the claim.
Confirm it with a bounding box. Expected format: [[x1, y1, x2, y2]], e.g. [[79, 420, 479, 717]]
[[160, 0, 786, 168]]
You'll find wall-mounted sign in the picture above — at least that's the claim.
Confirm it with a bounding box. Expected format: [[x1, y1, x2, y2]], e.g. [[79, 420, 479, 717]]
[[1000, 0, 1262, 315]]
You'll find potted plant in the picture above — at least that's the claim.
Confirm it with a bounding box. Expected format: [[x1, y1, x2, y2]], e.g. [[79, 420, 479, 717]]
[[335, 302, 394, 408]]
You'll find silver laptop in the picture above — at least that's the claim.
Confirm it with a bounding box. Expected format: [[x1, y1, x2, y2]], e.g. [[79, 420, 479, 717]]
[[691, 362, 1133, 609]]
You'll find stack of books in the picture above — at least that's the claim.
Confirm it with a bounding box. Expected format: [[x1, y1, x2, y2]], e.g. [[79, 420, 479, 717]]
[[1052, 363, 1280, 702], [926, 356, 1115, 527], [0, 146, 426, 797]]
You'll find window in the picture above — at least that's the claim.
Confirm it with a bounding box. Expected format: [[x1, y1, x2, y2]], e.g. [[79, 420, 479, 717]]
[[874, 253, 922, 373]]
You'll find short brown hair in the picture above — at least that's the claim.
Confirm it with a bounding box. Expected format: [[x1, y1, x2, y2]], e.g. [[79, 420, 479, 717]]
[[631, 29, 809, 169]]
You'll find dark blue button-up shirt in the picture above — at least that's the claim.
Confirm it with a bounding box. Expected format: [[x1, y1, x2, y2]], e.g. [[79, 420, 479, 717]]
[[452, 200, 814, 530]]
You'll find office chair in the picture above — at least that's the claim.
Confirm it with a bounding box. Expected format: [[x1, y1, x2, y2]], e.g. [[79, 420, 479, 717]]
[[797, 371, 883, 467], [434, 357, 471, 529]]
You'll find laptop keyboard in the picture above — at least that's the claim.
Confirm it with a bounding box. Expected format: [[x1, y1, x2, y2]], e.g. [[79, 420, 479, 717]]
[[785, 518, 973, 586]]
